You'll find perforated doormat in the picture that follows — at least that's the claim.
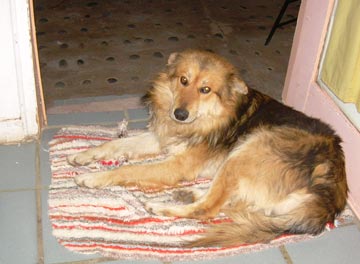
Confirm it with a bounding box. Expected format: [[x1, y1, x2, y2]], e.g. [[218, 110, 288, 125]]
[[48, 124, 353, 262], [35, 0, 299, 108]]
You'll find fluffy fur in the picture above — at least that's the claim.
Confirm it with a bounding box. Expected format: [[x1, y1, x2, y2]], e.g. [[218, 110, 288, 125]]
[[68, 49, 348, 247]]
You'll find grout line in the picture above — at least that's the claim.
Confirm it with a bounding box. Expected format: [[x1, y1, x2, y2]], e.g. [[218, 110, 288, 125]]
[[53, 257, 122, 264], [128, 118, 149, 123], [0, 185, 49, 193], [0, 188, 39, 193], [279, 245, 293, 264], [123, 109, 130, 120], [35, 140, 45, 264]]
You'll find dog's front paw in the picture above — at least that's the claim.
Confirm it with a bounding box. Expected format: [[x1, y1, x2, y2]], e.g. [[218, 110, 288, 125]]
[[75, 172, 112, 188], [67, 152, 97, 166]]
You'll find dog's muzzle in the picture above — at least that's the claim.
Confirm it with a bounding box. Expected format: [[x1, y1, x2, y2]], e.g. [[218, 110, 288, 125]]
[[174, 108, 189, 121]]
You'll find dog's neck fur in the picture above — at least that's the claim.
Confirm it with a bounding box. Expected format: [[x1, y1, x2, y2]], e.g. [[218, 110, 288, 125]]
[[203, 88, 271, 150]]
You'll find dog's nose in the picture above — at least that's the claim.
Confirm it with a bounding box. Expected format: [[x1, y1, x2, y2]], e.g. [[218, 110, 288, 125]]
[[174, 108, 189, 121]]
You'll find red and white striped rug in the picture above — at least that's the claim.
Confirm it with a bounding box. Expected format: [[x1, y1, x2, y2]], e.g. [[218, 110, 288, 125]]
[[48, 124, 353, 262]]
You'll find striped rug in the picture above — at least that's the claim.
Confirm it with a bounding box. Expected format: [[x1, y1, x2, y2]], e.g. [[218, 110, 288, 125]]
[[48, 123, 353, 262]]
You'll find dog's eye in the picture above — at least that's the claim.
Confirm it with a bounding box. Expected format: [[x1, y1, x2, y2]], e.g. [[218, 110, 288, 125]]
[[200, 86, 211, 94], [180, 76, 188, 86]]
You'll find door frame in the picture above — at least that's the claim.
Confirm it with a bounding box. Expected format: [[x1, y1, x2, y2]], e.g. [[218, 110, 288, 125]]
[[283, 0, 360, 217]]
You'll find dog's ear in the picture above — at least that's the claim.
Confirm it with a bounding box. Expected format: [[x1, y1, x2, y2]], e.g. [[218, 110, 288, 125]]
[[167, 52, 179, 65], [231, 75, 248, 94]]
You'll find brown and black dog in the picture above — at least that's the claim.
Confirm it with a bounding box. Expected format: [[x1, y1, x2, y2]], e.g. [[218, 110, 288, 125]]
[[68, 49, 348, 247]]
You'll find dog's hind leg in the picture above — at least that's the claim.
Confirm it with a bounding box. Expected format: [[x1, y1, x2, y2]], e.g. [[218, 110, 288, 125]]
[[145, 133, 270, 219], [145, 157, 239, 219], [68, 132, 161, 166]]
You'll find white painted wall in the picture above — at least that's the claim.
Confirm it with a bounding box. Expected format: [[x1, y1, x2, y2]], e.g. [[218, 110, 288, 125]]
[[0, 0, 39, 143]]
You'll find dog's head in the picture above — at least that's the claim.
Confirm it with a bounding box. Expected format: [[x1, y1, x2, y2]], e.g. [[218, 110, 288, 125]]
[[162, 50, 248, 124]]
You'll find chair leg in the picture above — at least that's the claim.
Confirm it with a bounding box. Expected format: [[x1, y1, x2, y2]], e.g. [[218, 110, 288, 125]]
[[265, 0, 297, 46]]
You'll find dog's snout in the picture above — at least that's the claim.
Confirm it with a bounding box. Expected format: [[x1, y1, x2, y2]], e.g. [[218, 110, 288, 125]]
[[174, 108, 189, 121]]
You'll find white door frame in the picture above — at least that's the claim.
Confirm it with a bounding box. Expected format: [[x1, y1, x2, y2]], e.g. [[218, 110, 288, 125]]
[[0, 0, 43, 143]]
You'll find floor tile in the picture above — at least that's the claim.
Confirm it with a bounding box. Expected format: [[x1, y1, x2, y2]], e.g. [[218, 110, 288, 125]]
[[0, 143, 36, 190], [175, 247, 286, 264], [128, 121, 149, 130], [286, 225, 360, 264], [40, 128, 59, 187], [47, 111, 125, 126], [0, 191, 38, 263], [127, 108, 149, 120]]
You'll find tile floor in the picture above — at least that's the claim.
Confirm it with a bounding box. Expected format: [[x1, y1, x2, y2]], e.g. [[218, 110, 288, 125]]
[[1, 97, 360, 264]]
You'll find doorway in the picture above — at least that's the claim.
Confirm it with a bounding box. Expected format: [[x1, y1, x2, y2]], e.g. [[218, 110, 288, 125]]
[[33, 0, 299, 115]]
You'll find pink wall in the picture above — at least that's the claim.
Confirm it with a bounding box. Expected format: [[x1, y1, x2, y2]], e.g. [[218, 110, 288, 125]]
[[283, 0, 360, 217]]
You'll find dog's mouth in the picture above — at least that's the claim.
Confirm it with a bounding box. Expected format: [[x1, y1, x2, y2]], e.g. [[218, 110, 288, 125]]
[[170, 108, 197, 123]]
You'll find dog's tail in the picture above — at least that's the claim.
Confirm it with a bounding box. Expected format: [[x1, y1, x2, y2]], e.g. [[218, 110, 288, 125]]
[[188, 210, 283, 247], [188, 200, 332, 248]]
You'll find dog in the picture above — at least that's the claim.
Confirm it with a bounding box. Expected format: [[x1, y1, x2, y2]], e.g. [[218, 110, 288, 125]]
[[67, 49, 348, 247]]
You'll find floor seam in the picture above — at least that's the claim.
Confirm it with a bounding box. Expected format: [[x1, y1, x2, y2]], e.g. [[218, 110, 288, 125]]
[[128, 118, 148, 123], [52, 256, 122, 264], [279, 245, 293, 264], [35, 140, 45, 264], [0, 188, 41, 193]]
